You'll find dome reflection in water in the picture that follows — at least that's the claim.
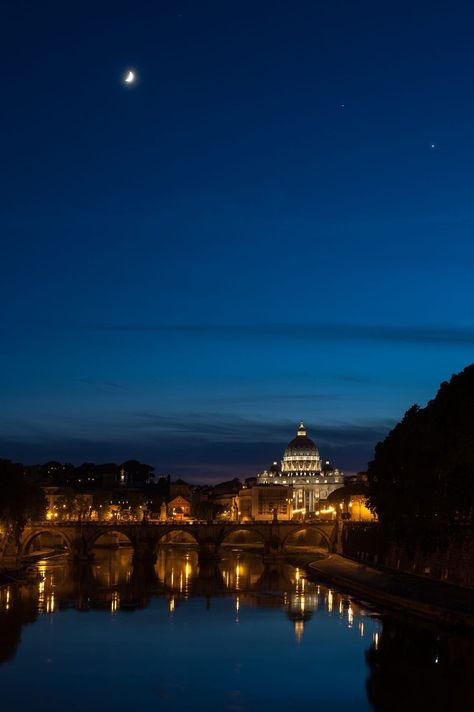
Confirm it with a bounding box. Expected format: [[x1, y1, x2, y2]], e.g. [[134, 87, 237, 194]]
[[0, 547, 473, 711]]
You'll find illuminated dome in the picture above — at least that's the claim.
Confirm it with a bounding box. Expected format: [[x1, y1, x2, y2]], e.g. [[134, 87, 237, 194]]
[[282, 422, 321, 473]]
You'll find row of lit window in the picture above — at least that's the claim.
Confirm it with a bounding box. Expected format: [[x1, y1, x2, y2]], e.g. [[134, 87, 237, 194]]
[[265, 475, 333, 484]]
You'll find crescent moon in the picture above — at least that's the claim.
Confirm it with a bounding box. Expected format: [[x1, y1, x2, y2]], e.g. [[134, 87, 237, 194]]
[[125, 70, 135, 84]]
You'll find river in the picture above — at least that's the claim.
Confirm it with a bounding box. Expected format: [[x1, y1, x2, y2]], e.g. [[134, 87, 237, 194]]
[[0, 547, 473, 711]]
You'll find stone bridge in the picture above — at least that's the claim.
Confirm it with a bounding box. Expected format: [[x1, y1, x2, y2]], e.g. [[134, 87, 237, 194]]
[[10, 520, 339, 563]]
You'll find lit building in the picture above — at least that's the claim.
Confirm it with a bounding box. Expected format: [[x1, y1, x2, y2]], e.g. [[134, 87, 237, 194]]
[[257, 422, 344, 516], [42, 486, 94, 520], [167, 496, 191, 520], [213, 492, 239, 520], [349, 494, 376, 522], [237, 488, 253, 521], [251, 485, 293, 521]]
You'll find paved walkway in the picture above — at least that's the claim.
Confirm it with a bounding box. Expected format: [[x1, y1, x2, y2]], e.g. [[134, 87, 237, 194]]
[[309, 554, 474, 627]]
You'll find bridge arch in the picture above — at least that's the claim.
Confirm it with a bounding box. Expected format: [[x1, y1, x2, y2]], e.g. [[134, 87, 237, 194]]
[[282, 526, 333, 552], [157, 528, 200, 547], [220, 527, 265, 549], [21, 528, 73, 556], [88, 528, 135, 550]]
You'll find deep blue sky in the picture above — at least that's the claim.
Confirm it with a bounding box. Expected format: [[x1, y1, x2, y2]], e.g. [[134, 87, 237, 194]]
[[1, 0, 474, 480]]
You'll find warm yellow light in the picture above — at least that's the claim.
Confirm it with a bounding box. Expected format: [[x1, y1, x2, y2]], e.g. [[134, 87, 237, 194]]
[[46, 592, 55, 614], [110, 592, 120, 614], [294, 620, 304, 642]]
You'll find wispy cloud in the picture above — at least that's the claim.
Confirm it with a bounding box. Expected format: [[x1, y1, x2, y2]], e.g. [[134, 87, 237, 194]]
[[206, 392, 350, 405], [0, 410, 394, 481], [89, 322, 474, 347], [122, 411, 396, 451]]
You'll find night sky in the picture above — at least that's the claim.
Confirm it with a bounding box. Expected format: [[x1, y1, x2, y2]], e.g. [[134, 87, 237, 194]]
[[2, 1, 474, 480]]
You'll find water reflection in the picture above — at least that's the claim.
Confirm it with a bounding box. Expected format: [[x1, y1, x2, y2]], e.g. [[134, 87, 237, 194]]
[[0, 549, 473, 710], [366, 618, 474, 710], [219, 549, 264, 590], [155, 546, 198, 597], [92, 547, 133, 588]]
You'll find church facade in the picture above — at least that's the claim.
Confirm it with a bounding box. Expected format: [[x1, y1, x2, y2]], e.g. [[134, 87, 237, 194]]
[[256, 422, 344, 515]]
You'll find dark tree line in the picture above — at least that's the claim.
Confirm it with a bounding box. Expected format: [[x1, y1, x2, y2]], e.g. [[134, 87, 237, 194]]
[[29, 459, 155, 489], [367, 364, 474, 548], [0, 460, 46, 546]]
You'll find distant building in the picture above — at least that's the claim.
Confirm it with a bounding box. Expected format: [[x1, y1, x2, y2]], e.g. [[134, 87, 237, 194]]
[[344, 472, 369, 486], [213, 492, 239, 520], [211, 478, 242, 496], [169, 478, 192, 500], [250, 485, 293, 521], [42, 486, 93, 520], [237, 487, 253, 521], [207, 478, 242, 521], [257, 422, 344, 516], [167, 496, 191, 520]]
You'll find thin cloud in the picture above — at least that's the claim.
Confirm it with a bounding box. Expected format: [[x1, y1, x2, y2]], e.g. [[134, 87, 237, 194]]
[[207, 393, 349, 405], [89, 322, 474, 347], [129, 411, 394, 446], [0, 412, 394, 481]]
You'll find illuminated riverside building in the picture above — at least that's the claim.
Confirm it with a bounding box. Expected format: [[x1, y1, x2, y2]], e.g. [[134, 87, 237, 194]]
[[238, 484, 293, 521], [256, 422, 344, 516]]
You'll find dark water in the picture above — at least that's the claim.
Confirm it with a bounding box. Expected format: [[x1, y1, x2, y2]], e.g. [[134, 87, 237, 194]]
[[0, 547, 473, 711]]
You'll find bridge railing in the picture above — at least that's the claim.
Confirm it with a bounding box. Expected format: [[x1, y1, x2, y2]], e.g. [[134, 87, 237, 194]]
[[29, 518, 334, 527]]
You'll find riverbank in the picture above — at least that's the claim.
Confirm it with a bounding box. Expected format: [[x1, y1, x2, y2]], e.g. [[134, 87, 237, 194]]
[[0, 549, 63, 586], [308, 554, 474, 628]]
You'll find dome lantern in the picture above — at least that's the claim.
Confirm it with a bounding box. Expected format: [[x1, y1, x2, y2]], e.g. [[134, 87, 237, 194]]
[[281, 422, 321, 474], [297, 422, 307, 437]]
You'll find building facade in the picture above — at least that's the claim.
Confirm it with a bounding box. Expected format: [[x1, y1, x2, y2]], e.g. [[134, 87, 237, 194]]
[[252, 484, 293, 521], [256, 422, 344, 516], [167, 496, 191, 520]]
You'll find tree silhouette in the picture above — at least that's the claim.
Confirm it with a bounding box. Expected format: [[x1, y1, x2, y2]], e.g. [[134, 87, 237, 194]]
[[0, 460, 46, 547], [367, 364, 474, 548]]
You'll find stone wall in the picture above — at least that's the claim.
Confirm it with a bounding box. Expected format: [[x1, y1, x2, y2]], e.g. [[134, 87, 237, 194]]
[[342, 522, 474, 589]]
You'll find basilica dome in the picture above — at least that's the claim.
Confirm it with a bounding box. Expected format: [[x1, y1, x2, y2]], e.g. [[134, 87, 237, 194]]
[[281, 422, 321, 473]]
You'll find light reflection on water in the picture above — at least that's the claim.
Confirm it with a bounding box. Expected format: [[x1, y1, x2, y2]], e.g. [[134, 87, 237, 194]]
[[0, 547, 473, 711]]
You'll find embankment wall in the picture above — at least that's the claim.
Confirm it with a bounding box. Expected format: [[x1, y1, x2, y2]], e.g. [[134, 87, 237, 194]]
[[342, 522, 474, 588]]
